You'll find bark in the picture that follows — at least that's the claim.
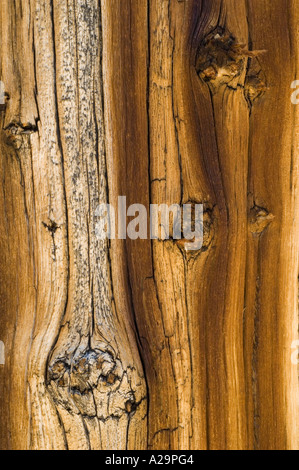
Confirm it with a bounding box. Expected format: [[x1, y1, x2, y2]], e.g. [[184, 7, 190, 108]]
[[0, 0, 298, 451]]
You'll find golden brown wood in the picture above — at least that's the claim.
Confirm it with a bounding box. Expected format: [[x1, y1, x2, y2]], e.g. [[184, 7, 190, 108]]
[[0, 0, 298, 450]]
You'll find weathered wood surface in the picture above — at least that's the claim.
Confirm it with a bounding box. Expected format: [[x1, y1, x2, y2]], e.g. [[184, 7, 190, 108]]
[[0, 0, 298, 450]]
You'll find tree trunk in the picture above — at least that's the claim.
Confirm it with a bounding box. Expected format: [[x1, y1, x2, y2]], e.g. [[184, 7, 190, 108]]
[[0, 0, 298, 451]]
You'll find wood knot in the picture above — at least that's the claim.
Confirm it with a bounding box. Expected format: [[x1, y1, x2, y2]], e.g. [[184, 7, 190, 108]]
[[47, 346, 142, 419], [249, 205, 274, 235], [48, 349, 118, 389], [196, 27, 266, 94], [47, 348, 121, 416], [176, 204, 215, 254], [4, 123, 38, 150]]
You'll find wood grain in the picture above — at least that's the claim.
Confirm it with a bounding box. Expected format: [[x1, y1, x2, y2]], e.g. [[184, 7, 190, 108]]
[[0, 0, 298, 450]]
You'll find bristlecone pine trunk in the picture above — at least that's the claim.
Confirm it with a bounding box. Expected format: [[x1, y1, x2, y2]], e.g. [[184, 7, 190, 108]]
[[0, 0, 298, 451]]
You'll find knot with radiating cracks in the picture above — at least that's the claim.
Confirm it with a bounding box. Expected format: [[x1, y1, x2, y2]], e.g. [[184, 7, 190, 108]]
[[195, 27, 267, 105], [47, 347, 141, 420]]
